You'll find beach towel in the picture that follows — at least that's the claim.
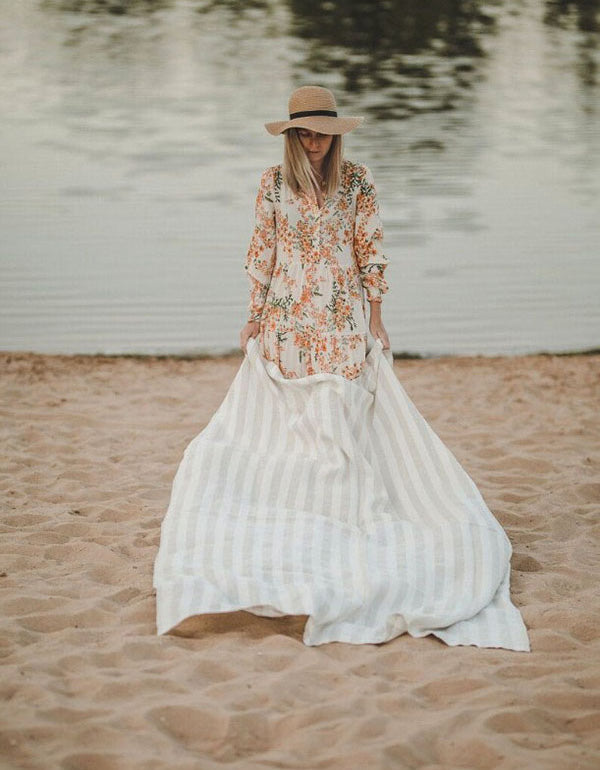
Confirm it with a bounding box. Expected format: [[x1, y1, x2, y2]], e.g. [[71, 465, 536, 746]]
[[153, 335, 531, 650]]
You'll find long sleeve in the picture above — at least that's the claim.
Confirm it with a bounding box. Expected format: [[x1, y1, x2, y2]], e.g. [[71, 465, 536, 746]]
[[353, 165, 390, 303], [244, 168, 277, 322]]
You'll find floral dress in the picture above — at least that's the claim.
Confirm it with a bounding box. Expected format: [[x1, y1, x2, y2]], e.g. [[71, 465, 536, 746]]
[[244, 159, 390, 380]]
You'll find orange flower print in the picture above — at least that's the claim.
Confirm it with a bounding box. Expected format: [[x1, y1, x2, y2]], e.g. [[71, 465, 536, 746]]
[[245, 160, 389, 379]]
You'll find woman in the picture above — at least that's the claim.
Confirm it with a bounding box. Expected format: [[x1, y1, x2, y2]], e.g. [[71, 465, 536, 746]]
[[153, 86, 530, 652], [240, 85, 390, 379]]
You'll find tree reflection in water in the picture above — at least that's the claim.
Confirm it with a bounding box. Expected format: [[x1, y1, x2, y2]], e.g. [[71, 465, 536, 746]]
[[40, 0, 173, 15], [287, 0, 502, 119]]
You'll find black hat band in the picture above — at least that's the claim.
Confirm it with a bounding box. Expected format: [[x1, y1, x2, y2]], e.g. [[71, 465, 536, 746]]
[[289, 109, 338, 119]]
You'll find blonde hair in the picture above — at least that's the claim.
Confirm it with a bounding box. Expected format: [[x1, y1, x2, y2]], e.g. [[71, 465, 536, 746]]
[[282, 128, 343, 200]]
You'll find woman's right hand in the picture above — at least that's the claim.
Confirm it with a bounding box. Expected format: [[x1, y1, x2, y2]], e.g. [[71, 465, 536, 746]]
[[240, 320, 260, 354]]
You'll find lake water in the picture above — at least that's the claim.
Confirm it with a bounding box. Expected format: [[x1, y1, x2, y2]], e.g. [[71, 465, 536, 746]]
[[1, 0, 599, 357]]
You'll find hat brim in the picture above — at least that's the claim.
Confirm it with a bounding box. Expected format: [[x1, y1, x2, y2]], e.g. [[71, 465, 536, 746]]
[[264, 115, 364, 136]]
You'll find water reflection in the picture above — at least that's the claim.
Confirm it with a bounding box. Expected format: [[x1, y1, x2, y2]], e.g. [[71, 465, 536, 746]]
[[289, 0, 497, 56], [287, 0, 501, 118], [195, 0, 272, 12], [41, 0, 173, 14], [42, 0, 501, 124], [545, 1, 600, 91], [544, 0, 600, 33]]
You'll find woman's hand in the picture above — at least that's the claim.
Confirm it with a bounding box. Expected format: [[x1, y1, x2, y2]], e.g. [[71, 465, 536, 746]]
[[240, 320, 260, 354], [368, 301, 390, 349]]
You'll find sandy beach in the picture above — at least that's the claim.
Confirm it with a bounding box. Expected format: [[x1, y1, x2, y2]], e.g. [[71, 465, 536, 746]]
[[1, 348, 599, 770]]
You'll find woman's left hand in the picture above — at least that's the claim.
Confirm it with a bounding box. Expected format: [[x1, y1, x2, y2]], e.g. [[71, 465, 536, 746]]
[[368, 302, 391, 349]]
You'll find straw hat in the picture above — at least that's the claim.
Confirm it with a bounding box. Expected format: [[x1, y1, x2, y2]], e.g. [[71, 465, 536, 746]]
[[265, 85, 364, 136]]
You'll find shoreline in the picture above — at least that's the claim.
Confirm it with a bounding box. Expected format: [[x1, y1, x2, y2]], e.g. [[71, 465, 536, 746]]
[[1, 344, 599, 363]]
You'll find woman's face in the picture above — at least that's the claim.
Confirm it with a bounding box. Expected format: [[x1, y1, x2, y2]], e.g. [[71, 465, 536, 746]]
[[297, 128, 334, 164]]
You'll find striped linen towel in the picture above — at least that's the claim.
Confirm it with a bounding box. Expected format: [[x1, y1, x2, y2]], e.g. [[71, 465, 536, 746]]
[[153, 335, 531, 651]]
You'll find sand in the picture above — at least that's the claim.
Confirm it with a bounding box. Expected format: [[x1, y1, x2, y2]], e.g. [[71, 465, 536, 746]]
[[1, 348, 599, 770]]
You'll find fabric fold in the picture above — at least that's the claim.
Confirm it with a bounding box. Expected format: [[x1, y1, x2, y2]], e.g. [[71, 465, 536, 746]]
[[153, 336, 530, 651]]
